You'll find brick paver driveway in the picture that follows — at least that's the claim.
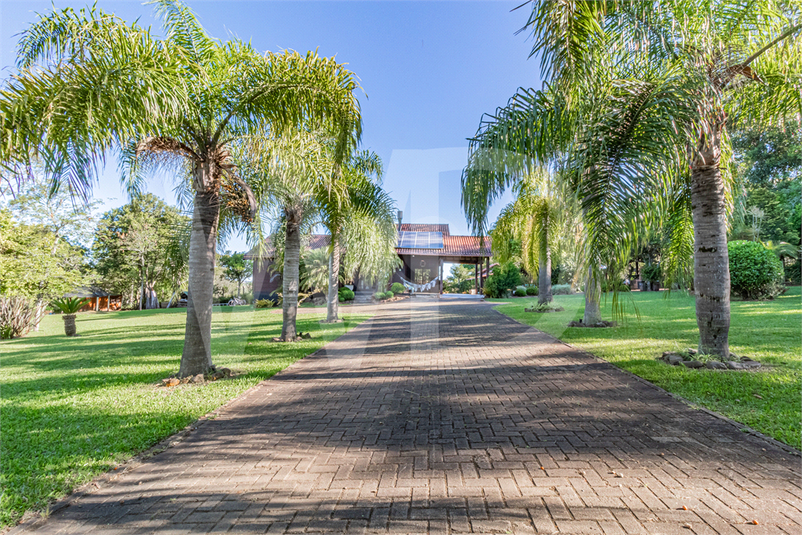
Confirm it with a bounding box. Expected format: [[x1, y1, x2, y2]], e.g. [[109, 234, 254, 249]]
[[17, 299, 801, 535]]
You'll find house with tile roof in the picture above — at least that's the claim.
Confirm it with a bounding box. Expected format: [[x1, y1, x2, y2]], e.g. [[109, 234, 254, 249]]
[[250, 223, 491, 299]]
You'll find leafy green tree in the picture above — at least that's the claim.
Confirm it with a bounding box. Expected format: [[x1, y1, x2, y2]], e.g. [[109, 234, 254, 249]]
[[446, 265, 476, 294], [92, 194, 188, 310], [1, 0, 361, 376], [2, 173, 101, 249], [0, 210, 88, 327], [732, 124, 802, 187], [464, 0, 800, 358], [219, 252, 253, 298]]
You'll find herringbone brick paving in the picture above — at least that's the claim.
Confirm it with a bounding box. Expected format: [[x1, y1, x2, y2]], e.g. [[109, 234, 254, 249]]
[[15, 300, 801, 535]]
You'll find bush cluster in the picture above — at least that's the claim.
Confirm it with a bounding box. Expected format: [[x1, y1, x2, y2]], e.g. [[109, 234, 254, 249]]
[[641, 264, 661, 283], [514, 286, 527, 297], [390, 282, 405, 294], [338, 287, 355, 302], [728, 240, 785, 300], [526, 286, 538, 296], [373, 291, 394, 300], [483, 263, 522, 298]]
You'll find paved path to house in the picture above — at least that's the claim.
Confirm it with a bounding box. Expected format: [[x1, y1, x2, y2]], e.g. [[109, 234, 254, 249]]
[[18, 300, 801, 535]]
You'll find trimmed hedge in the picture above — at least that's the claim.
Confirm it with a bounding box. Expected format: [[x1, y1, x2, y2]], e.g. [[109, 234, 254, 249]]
[[514, 287, 527, 297], [728, 240, 785, 300], [390, 282, 405, 294], [526, 286, 538, 296]]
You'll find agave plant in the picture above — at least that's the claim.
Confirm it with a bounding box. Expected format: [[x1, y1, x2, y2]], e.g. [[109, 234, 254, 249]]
[[51, 297, 89, 336]]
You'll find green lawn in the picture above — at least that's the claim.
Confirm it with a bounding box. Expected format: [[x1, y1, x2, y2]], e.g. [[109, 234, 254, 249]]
[[491, 287, 801, 450], [0, 307, 370, 528]]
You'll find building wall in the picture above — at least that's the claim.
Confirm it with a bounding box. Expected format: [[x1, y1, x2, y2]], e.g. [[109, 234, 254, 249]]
[[253, 260, 282, 300], [393, 254, 440, 293]]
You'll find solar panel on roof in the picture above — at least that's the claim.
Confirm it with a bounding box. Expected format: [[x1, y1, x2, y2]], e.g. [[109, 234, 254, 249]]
[[397, 231, 443, 249]]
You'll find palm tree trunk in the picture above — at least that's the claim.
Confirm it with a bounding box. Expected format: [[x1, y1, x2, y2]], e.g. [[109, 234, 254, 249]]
[[281, 205, 302, 341], [179, 189, 219, 377], [583, 265, 602, 324], [537, 243, 553, 305], [325, 233, 341, 322], [691, 124, 730, 359]]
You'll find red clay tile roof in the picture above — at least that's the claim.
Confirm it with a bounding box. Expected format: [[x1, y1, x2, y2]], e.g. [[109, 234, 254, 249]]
[[399, 223, 450, 236]]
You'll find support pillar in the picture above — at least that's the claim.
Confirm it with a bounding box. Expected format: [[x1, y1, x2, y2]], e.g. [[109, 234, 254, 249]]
[[439, 259, 444, 294]]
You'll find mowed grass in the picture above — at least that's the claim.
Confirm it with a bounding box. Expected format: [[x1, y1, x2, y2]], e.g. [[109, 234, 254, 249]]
[[0, 307, 370, 528], [492, 286, 801, 450]]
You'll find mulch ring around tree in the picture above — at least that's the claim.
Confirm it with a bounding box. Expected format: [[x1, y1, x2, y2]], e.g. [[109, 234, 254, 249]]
[[524, 305, 565, 313], [271, 331, 313, 342], [567, 319, 617, 328], [159, 366, 239, 387], [658, 348, 763, 370]]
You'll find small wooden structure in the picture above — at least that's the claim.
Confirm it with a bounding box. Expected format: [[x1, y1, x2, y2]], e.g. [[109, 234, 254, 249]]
[[65, 287, 122, 312]]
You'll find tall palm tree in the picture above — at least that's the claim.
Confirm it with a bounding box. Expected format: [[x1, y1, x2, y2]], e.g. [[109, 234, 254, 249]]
[[466, 0, 800, 357], [0, 0, 361, 374], [491, 169, 566, 306], [241, 130, 337, 341], [320, 151, 398, 323]]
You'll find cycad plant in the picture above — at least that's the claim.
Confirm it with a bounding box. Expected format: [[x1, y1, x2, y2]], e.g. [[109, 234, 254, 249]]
[[1, 0, 361, 373], [51, 297, 89, 336]]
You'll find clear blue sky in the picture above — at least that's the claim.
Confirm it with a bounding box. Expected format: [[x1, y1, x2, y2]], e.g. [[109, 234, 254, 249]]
[[0, 0, 542, 250]]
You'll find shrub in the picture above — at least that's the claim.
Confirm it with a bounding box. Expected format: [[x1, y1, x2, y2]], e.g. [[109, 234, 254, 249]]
[[373, 292, 385, 301], [338, 288, 355, 301], [514, 287, 527, 297], [551, 284, 574, 295], [641, 264, 661, 283], [254, 298, 275, 308], [728, 240, 785, 300], [526, 286, 538, 296], [384, 291, 394, 299], [0, 297, 36, 339], [787, 260, 801, 285], [484, 263, 522, 298], [390, 282, 405, 294]]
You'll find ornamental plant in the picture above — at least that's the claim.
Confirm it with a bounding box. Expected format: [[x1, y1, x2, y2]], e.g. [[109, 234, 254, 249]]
[[728, 241, 785, 300]]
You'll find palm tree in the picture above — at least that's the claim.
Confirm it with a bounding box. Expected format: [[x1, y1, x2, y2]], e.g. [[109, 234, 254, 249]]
[[466, 0, 800, 357], [320, 151, 398, 323], [0, 0, 361, 374], [241, 130, 336, 341], [491, 169, 566, 306]]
